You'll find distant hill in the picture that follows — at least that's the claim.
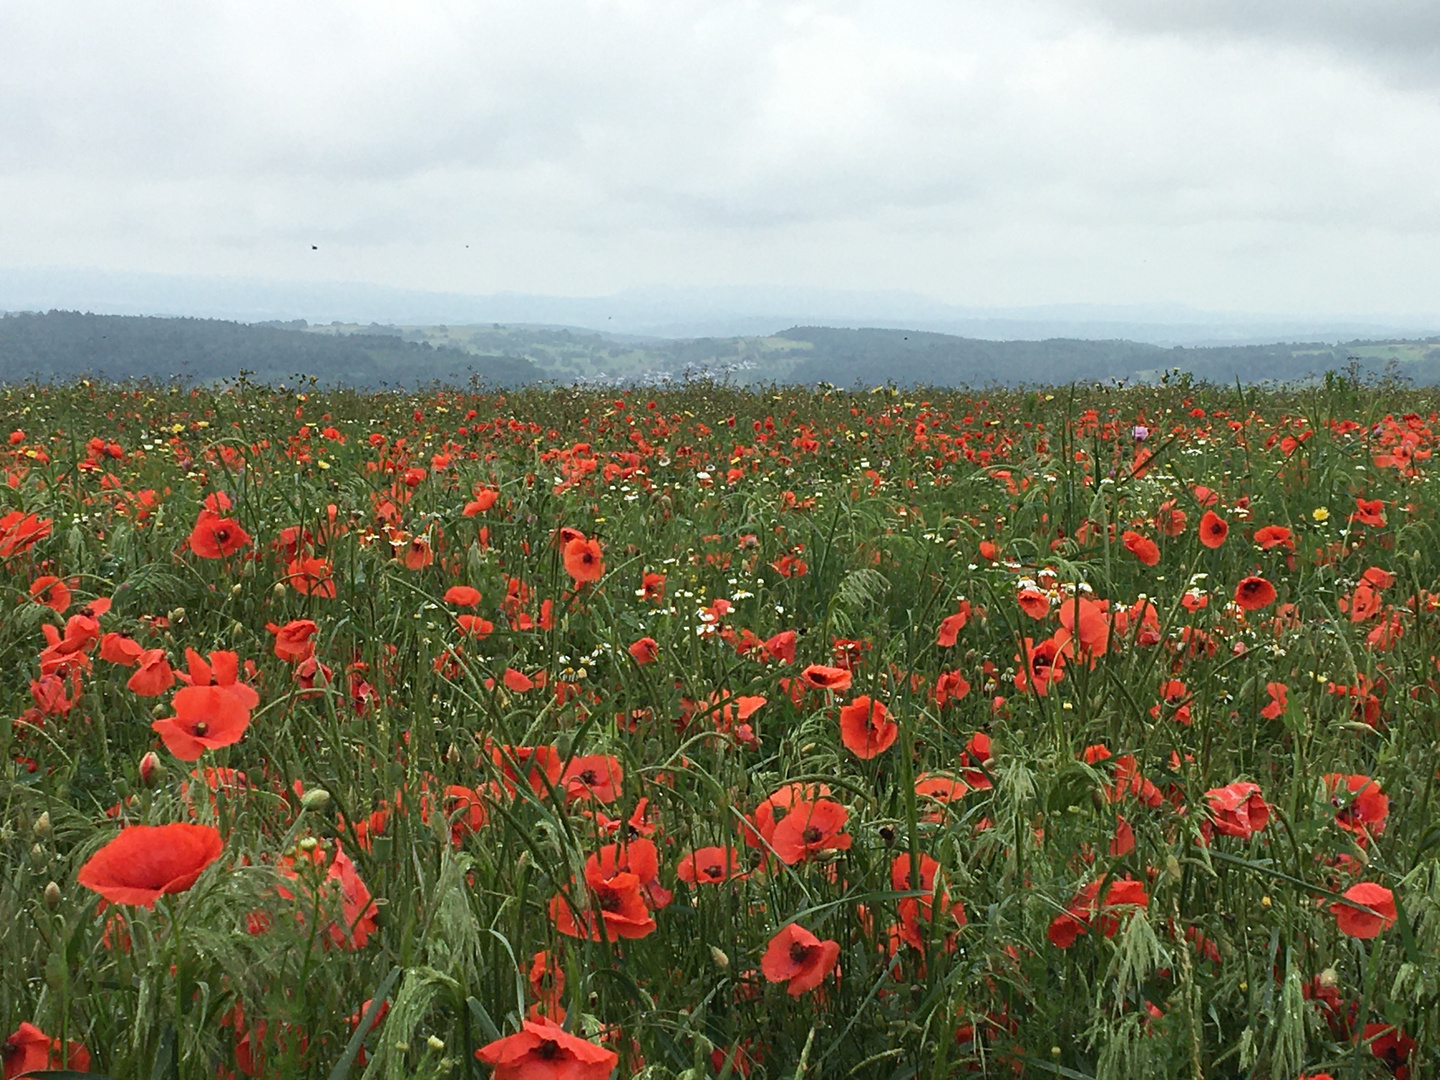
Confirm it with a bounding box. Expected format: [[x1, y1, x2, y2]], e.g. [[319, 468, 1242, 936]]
[[3, 310, 1440, 389], [776, 327, 1440, 388], [0, 311, 541, 388]]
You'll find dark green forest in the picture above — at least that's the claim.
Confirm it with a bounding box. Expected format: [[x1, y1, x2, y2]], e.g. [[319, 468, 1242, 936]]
[[0, 311, 540, 388], [4, 309, 1439, 389]]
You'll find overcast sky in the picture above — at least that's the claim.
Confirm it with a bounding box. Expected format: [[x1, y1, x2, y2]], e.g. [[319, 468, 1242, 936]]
[[2, 0, 1439, 316]]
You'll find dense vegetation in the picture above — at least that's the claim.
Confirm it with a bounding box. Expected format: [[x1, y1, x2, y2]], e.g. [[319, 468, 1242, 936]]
[[0, 312, 540, 389], [6, 311, 1440, 389], [1, 375, 1437, 1079]]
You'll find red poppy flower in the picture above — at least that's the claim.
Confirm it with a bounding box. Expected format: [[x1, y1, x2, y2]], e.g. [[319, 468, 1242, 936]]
[[937, 609, 968, 647], [1360, 1023, 1414, 1079], [675, 846, 746, 885], [188, 509, 251, 559], [762, 629, 796, 663], [100, 631, 144, 667], [444, 585, 482, 607], [838, 695, 898, 759], [1204, 781, 1271, 840], [1122, 530, 1160, 566], [153, 683, 253, 762], [77, 823, 223, 907], [1198, 510, 1228, 548], [761, 923, 840, 996], [1047, 877, 1149, 948], [28, 575, 71, 613], [800, 664, 851, 692], [550, 870, 656, 940], [0, 510, 52, 558], [457, 614, 494, 639], [563, 537, 605, 583], [1324, 773, 1389, 840], [1331, 882, 1397, 939], [1253, 524, 1294, 552], [628, 636, 659, 665], [1, 1022, 91, 1078], [127, 649, 176, 697], [1352, 497, 1386, 527], [474, 1015, 618, 1080], [1016, 588, 1050, 620], [276, 840, 379, 949], [1234, 576, 1277, 611], [562, 755, 623, 803], [286, 555, 337, 598], [490, 744, 563, 796], [268, 618, 319, 663], [770, 799, 852, 864], [463, 487, 499, 516]]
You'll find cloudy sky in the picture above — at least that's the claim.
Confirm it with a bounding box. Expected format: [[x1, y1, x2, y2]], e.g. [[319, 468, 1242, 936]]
[[2, 0, 1439, 317]]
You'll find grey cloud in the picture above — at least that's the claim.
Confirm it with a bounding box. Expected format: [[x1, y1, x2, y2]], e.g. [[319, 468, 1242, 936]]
[[1064, 0, 1440, 83]]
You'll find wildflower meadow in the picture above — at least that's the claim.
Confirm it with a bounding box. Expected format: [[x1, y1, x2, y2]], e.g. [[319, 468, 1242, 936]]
[[1, 375, 1437, 1080]]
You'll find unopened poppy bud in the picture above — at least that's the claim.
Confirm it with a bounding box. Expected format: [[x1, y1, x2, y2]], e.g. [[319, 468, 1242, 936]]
[[426, 1035, 445, 1052], [1318, 966, 1338, 989], [710, 946, 730, 969], [168, 606, 185, 623], [274, 582, 287, 597], [29, 843, 47, 868], [300, 787, 331, 811], [151, 703, 167, 719], [44, 881, 62, 909], [230, 583, 243, 596], [298, 836, 319, 853], [444, 743, 461, 765], [32, 811, 51, 838], [139, 751, 161, 786]]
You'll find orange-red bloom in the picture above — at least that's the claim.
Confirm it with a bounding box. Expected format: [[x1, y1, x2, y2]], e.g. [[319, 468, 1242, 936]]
[[1122, 530, 1160, 566], [838, 695, 898, 759], [770, 799, 851, 864], [77, 823, 223, 907], [474, 1015, 617, 1080], [1198, 510, 1228, 548], [188, 508, 251, 558], [1331, 882, 1396, 939], [1, 1022, 91, 1078], [563, 536, 605, 583], [1234, 576, 1277, 611], [799, 664, 851, 692], [761, 923, 840, 996], [1204, 781, 1270, 840]]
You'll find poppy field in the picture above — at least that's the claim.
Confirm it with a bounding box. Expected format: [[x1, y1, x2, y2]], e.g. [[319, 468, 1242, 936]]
[[2, 374, 1438, 1079]]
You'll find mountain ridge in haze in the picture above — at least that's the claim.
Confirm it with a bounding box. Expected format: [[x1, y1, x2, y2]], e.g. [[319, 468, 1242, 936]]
[[3, 267, 1439, 347]]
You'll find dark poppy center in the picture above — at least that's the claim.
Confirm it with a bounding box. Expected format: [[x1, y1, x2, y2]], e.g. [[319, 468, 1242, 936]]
[[597, 889, 622, 912], [535, 1040, 561, 1060], [789, 941, 813, 963], [194, 721, 208, 735], [802, 826, 823, 844], [703, 864, 723, 879], [215, 528, 230, 543], [579, 770, 598, 785]]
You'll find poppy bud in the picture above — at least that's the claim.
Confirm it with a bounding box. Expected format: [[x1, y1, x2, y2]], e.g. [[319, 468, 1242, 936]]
[[1318, 966, 1338, 989], [230, 583, 243, 596], [29, 843, 47, 868], [710, 946, 730, 969], [298, 836, 319, 853], [273, 582, 287, 597], [168, 607, 185, 623], [427, 1035, 445, 1051], [138, 751, 160, 787], [300, 787, 331, 811], [44, 881, 62, 910], [32, 811, 51, 839]]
